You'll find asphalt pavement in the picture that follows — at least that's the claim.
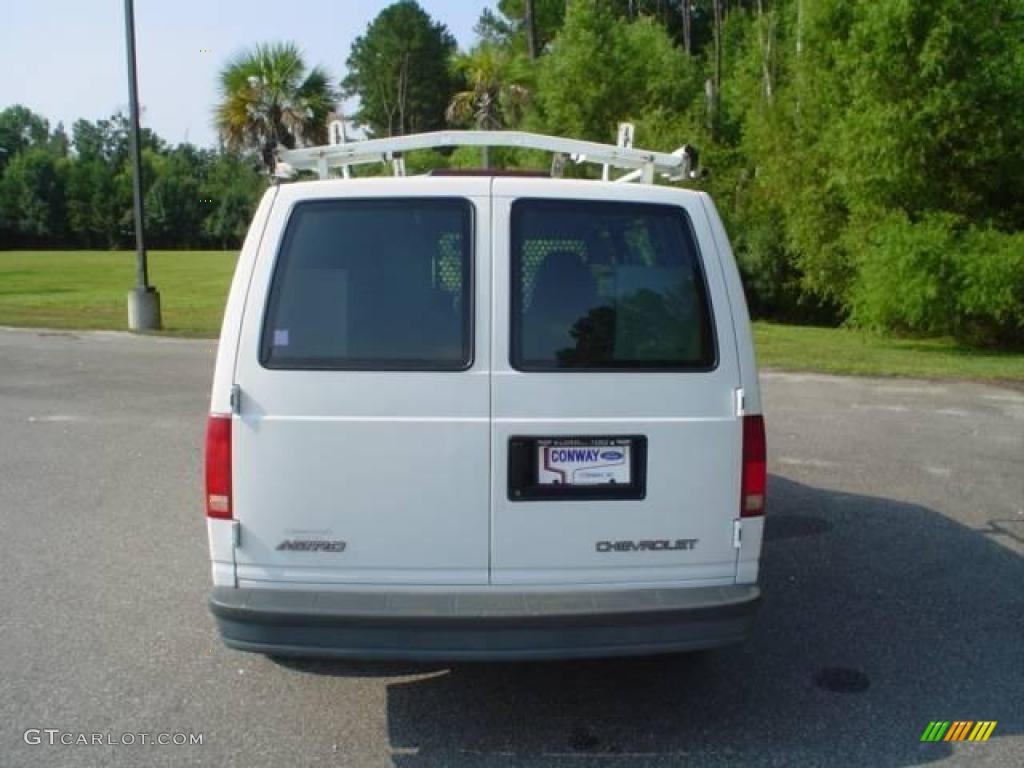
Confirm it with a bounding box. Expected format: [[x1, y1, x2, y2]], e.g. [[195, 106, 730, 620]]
[[0, 327, 1021, 767]]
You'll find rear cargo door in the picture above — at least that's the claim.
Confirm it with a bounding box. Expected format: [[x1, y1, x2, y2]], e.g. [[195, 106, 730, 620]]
[[490, 180, 741, 585], [232, 180, 491, 585]]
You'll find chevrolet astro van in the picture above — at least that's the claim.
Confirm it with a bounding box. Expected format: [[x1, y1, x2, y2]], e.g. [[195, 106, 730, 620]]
[[205, 130, 766, 660]]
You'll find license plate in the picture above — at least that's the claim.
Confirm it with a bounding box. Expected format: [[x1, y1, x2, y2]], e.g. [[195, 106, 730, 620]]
[[536, 438, 632, 486]]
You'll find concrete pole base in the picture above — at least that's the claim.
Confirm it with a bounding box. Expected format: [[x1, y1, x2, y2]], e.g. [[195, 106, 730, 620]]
[[127, 286, 162, 331]]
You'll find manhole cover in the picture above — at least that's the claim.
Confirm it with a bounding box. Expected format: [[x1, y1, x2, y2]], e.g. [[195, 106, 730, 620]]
[[814, 667, 870, 693]]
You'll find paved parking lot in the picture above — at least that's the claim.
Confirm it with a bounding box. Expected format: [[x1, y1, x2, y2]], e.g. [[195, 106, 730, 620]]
[[0, 327, 1021, 767]]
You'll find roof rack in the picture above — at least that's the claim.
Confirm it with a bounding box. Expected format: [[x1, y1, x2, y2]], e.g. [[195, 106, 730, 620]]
[[274, 125, 699, 185]]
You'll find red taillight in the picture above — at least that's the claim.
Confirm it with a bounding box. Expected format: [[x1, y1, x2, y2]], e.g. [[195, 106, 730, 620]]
[[741, 414, 766, 517], [205, 414, 232, 519]]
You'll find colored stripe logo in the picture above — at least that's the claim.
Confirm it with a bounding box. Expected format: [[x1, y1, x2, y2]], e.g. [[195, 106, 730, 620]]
[[921, 721, 997, 742]]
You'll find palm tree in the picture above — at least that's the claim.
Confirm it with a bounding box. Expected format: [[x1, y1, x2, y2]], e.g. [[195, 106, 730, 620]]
[[446, 45, 529, 167], [215, 42, 338, 171]]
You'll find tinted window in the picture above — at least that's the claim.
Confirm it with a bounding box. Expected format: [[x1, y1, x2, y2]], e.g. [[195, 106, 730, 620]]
[[511, 200, 715, 370], [261, 199, 472, 370]]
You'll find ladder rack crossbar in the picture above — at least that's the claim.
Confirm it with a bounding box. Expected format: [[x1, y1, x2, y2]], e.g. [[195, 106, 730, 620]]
[[276, 130, 695, 183]]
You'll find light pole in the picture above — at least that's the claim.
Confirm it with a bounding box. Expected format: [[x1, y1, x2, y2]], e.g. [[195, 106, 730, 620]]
[[123, 0, 161, 330]]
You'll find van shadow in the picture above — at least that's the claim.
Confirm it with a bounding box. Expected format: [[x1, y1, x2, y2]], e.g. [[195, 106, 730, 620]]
[[276, 475, 1023, 767]]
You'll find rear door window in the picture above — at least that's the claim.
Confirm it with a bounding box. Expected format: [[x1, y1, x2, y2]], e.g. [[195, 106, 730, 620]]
[[510, 199, 715, 371], [261, 198, 472, 370]]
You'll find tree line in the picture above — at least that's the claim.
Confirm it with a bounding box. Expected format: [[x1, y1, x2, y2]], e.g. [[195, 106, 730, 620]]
[[0, 107, 264, 251], [2, 0, 1022, 346]]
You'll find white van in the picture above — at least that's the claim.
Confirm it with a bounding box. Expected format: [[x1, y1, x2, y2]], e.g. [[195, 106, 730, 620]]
[[205, 131, 766, 660]]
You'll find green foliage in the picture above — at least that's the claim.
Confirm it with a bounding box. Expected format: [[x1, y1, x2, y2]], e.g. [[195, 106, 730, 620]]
[[447, 44, 531, 132], [215, 42, 338, 168], [955, 229, 1024, 347], [0, 105, 51, 173], [533, 2, 699, 144], [729, 195, 806, 322], [146, 147, 205, 249], [446, 145, 521, 170], [342, 0, 458, 137], [71, 113, 163, 164], [705, 0, 1024, 343], [0, 148, 67, 246], [829, 0, 1024, 225], [400, 149, 452, 175], [847, 213, 1024, 346], [201, 152, 265, 248], [476, 0, 565, 53], [0, 105, 266, 251], [847, 212, 963, 336]]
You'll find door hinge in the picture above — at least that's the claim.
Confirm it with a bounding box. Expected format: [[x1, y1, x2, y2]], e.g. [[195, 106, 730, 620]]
[[231, 521, 241, 548], [230, 384, 241, 415], [733, 519, 743, 549], [735, 387, 746, 417]]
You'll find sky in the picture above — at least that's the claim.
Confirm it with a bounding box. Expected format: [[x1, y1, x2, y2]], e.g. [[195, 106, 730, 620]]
[[1, 0, 490, 148]]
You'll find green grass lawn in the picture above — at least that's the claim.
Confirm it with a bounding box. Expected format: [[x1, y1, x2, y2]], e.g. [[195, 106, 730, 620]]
[[1, 250, 1022, 382], [0, 250, 236, 337], [752, 321, 1024, 382]]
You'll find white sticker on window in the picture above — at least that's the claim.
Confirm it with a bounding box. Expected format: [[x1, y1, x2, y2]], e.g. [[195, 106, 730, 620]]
[[273, 329, 289, 347]]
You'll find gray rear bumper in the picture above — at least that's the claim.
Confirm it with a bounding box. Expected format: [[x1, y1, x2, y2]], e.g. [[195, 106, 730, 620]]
[[210, 584, 760, 661]]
